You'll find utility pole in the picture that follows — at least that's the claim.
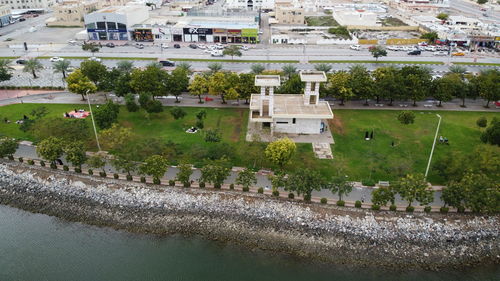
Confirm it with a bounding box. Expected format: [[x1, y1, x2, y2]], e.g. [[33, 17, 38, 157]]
[[86, 89, 101, 151], [425, 114, 442, 179]]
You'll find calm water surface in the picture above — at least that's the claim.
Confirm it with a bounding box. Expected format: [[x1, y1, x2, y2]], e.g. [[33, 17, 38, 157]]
[[0, 204, 498, 281]]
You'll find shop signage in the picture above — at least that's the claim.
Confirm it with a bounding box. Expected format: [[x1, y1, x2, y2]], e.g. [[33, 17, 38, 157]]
[[183, 27, 213, 35], [227, 29, 241, 35], [241, 28, 258, 37], [213, 28, 226, 33], [88, 29, 126, 33]]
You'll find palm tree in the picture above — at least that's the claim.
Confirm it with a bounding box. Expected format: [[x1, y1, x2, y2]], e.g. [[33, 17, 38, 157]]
[[0, 59, 12, 69], [314, 63, 332, 73], [282, 64, 297, 79], [23, 58, 44, 79], [116, 60, 134, 73], [207, 62, 223, 74], [448, 65, 467, 76], [53, 60, 71, 79], [177, 62, 192, 74], [251, 64, 265, 74], [0, 59, 13, 82], [222, 45, 242, 60]]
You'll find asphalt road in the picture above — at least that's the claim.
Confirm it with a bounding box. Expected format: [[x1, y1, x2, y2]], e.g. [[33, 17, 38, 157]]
[[449, 0, 500, 22]]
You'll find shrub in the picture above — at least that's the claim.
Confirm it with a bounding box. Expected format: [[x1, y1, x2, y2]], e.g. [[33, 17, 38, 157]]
[[183, 182, 191, 187], [272, 190, 280, 197], [169, 180, 175, 186], [88, 169, 93, 175], [8, 155, 14, 160], [389, 204, 397, 211], [114, 173, 119, 179], [371, 204, 381, 210], [40, 161, 45, 167], [140, 176, 146, 183], [476, 117, 487, 128], [63, 165, 69, 171], [75, 167, 81, 173], [229, 183, 234, 190], [355, 200, 362, 208], [257, 187, 264, 194], [153, 177, 161, 185], [361, 179, 376, 186], [406, 206, 415, 212], [440, 207, 449, 213], [18, 157, 23, 163], [457, 206, 465, 213], [288, 193, 295, 199], [336, 200, 345, 207], [424, 206, 432, 213], [242, 186, 249, 192], [199, 182, 205, 188], [28, 159, 34, 165], [99, 171, 107, 177], [214, 183, 221, 189], [50, 163, 57, 169], [303, 194, 312, 202], [320, 198, 328, 204], [126, 174, 133, 181]]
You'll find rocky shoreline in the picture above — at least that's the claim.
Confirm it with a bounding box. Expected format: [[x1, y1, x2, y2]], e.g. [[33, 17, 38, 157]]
[[0, 160, 498, 270]]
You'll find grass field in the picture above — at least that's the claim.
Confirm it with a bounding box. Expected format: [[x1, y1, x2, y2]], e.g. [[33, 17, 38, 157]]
[[305, 16, 339, 26], [0, 104, 496, 183]]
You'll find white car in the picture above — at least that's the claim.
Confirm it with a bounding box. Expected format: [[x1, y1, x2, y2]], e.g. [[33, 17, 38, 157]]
[[211, 50, 224, 57], [433, 51, 447, 56], [240, 45, 249, 51], [50, 56, 64, 62], [197, 44, 206, 49], [88, 57, 102, 62], [67, 40, 77, 45], [350, 44, 361, 51], [161, 43, 169, 49], [203, 49, 212, 54]]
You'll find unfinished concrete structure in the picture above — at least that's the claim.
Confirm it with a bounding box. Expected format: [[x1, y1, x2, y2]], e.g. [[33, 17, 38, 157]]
[[249, 71, 333, 135]]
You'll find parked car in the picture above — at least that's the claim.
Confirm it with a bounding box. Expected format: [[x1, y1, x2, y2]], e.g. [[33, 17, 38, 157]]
[[160, 43, 169, 49], [159, 60, 175, 67], [105, 42, 115, 48], [16, 59, 27, 64], [433, 51, 447, 56], [88, 57, 102, 62], [50, 56, 64, 62], [452, 52, 465, 56], [135, 43, 144, 49], [188, 44, 198, 49], [240, 45, 249, 51], [173, 44, 181, 48], [211, 50, 224, 57], [407, 50, 421, 55], [350, 44, 361, 51], [19, 18, 26, 22]]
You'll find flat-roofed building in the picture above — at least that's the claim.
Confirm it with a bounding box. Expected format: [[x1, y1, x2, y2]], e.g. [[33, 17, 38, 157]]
[[0, 5, 11, 27], [249, 71, 333, 135], [0, 0, 55, 10]]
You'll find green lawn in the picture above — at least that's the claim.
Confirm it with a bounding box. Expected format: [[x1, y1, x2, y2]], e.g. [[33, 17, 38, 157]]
[[0, 104, 496, 183], [305, 16, 339, 26]]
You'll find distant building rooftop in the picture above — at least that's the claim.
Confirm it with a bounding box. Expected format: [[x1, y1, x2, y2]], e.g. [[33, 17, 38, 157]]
[[255, 75, 281, 87]]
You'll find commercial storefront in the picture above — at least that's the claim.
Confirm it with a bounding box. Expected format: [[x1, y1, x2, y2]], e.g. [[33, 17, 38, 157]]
[[183, 27, 213, 42]]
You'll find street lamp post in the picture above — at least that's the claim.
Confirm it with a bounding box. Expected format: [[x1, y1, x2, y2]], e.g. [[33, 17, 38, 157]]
[[86, 90, 101, 151], [425, 114, 442, 179]]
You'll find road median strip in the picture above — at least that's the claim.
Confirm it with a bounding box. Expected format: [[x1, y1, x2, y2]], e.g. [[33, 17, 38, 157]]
[[168, 58, 300, 63], [452, 62, 500, 67], [309, 60, 444, 65]]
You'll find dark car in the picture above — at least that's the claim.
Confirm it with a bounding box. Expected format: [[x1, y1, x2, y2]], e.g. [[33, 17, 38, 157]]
[[173, 44, 181, 49], [407, 50, 421, 55], [105, 42, 115, 48], [16, 59, 27, 64], [19, 18, 26, 22], [188, 44, 197, 49], [159, 60, 175, 67]]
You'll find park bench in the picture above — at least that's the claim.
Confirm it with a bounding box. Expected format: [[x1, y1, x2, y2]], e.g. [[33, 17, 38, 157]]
[[375, 104, 384, 107], [378, 181, 390, 187]]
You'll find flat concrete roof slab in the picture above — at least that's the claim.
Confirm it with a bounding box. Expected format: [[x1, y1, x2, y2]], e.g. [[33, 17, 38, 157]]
[[299, 71, 327, 82], [255, 75, 281, 87]]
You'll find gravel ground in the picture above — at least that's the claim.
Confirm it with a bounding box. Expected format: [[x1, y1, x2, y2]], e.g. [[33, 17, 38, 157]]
[[0, 160, 498, 270]]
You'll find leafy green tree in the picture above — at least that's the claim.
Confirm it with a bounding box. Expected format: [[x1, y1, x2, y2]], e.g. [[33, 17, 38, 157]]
[[264, 137, 296, 169], [82, 43, 100, 55], [114, 73, 133, 97], [99, 124, 132, 152], [268, 170, 286, 193], [208, 71, 228, 103], [476, 116, 487, 128], [441, 180, 466, 210], [326, 71, 353, 105], [0, 137, 18, 158], [480, 117, 500, 146], [372, 66, 403, 105], [53, 60, 71, 79], [420, 32, 438, 43], [400, 66, 432, 106], [371, 186, 396, 206], [66, 69, 97, 100], [93, 101, 120, 129], [349, 65, 373, 105], [276, 73, 304, 95], [138, 92, 163, 113], [111, 151, 137, 177], [397, 111, 415, 125], [64, 141, 87, 168], [170, 107, 187, 120], [436, 13, 448, 20], [189, 74, 208, 103], [177, 62, 192, 74], [432, 74, 461, 106], [125, 93, 139, 112], [198, 158, 231, 187], [23, 58, 43, 79], [368, 45, 387, 61], [223, 45, 242, 59], [140, 155, 169, 182], [204, 129, 221, 143], [80, 60, 108, 88], [282, 64, 297, 79], [475, 69, 500, 107], [314, 63, 332, 73], [286, 168, 323, 201], [477, 0, 487, 4], [251, 64, 265, 74], [236, 168, 257, 189], [392, 173, 434, 207], [207, 62, 223, 74], [36, 137, 64, 164], [130, 65, 169, 99], [32, 117, 90, 142], [116, 60, 134, 74], [87, 152, 106, 173], [169, 67, 189, 102], [459, 172, 499, 213], [237, 73, 258, 104], [0, 59, 13, 82], [326, 176, 353, 201], [176, 163, 193, 185]]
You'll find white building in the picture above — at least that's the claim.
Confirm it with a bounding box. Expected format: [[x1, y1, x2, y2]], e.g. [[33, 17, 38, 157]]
[[249, 72, 333, 135], [224, 0, 275, 11], [0, 0, 55, 10], [0, 5, 11, 27], [333, 9, 379, 27], [84, 5, 149, 41]]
